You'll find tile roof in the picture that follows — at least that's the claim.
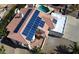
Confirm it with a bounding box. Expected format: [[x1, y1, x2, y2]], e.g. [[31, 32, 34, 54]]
[[6, 7, 54, 48]]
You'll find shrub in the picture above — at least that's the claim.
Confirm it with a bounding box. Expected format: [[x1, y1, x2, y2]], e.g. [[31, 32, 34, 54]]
[[0, 45, 6, 54]]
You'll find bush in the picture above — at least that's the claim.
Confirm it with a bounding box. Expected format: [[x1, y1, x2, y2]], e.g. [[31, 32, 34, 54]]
[[54, 42, 79, 54], [30, 46, 42, 54], [0, 45, 6, 54], [54, 45, 72, 54]]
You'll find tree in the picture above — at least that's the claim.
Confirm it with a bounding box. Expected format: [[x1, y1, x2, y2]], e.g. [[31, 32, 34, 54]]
[[69, 42, 79, 54], [54, 45, 72, 54], [54, 42, 79, 54]]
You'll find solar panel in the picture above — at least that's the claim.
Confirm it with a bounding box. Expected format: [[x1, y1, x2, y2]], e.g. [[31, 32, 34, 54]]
[[26, 23, 33, 27], [22, 10, 45, 41], [53, 19, 57, 24], [30, 28, 36, 34], [34, 17, 41, 24], [22, 27, 30, 36], [22, 10, 40, 39], [26, 17, 42, 41], [26, 35, 32, 41], [14, 9, 32, 33], [39, 20, 45, 27]]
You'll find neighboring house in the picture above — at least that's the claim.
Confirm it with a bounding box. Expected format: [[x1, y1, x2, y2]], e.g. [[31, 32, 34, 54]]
[[6, 7, 54, 49], [49, 12, 67, 37]]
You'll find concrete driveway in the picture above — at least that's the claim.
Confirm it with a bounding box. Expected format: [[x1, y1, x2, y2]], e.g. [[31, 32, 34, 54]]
[[63, 15, 79, 43]]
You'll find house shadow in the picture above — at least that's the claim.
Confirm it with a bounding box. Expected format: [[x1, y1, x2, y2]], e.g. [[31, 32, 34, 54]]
[[1, 37, 29, 50], [48, 34, 62, 38]]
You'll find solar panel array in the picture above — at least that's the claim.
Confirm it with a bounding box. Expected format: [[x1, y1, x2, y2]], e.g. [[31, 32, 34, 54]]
[[22, 10, 45, 41], [14, 9, 32, 33]]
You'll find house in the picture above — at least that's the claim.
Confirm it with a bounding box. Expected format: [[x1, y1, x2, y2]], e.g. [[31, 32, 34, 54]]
[[6, 6, 54, 49], [49, 12, 67, 37]]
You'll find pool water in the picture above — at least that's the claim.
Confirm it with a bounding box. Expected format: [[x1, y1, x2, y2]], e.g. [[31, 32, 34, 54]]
[[38, 5, 50, 13]]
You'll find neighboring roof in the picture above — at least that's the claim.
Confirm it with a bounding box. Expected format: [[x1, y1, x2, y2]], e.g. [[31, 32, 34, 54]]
[[51, 12, 67, 33]]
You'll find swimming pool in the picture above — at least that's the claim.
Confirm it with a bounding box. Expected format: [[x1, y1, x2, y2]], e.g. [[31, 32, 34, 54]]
[[38, 5, 50, 13]]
